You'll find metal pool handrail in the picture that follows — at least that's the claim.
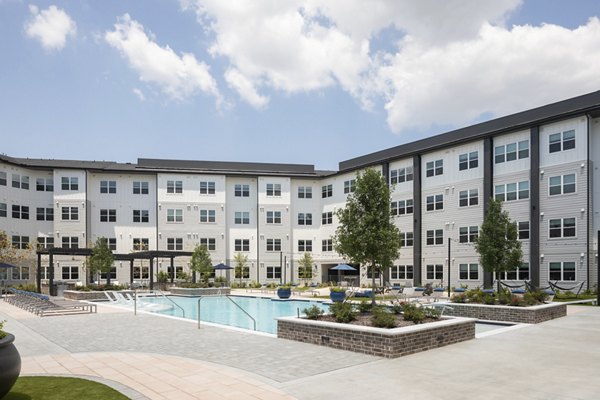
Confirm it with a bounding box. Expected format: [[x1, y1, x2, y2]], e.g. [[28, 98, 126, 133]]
[[197, 295, 256, 331], [133, 289, 185, 318]]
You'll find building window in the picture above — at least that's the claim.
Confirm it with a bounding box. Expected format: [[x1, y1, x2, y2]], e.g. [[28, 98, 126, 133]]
[[459, 151, 478, 170], [321, 184, 333, 198], [133, 238, 149, 251], [390, 167, 413, 184], [426, 264, 443, 280], [495, 140, 529, 163], [133, 181, 149, 194], [36, 178, 53, 192], [266, 239, 281, 251], [61, 177, 78, 190], [266, 183, 281, 197], [100, 209, 117, 222], [495, 181, 529, 202], [549, 218, 576, 238], [298, 186, 312, 198], [0, 171, 6, 186], [549, 261, 576, 281], [12, 235, 29, 249], [344, 179, 356, 194], [61, 207, 78, 221], [549, 174, 576, 196], [400, 232, 413, 247], [459, 189, 478, 207], [266, 266, 281, 279], [107, 238, 117, 251], [266, 211, 282, 224], [234, 211, 250, 225], [499, 263, 530, 280], [426, 194, 443, 211], [167, 180, 183, 194], [322, 239, 333, 252], [426, 229, 443, 245], [167, 238, 183, 250], [321, 212, 333, 225], [459, 226, 478, 243], [199, 238, 216, 251], [100, 180, 116, 194], [518, 221, 529, 240], [298, 213, 312, 225], [167, 209, 183, 223], [549, 130, 575, 153], [12, 174, 29, 190], [426, 159, 443, 177], [61, 236, 79, 249], [298, 240, 313, 252], [234, 239, 250, 252], [0, 203, 5, 218], [200, 181, 216, 194], [133, 209, 149, 223], [12, 205, 29, 220], [61, 266, 79, 280], [100, 267, 117, 280], [390, 265, 413, 280], [36, 237, 54, 250], [200, 209, 216, 223], [391, 199, 413, 216], [36, 207, 54, 221], [459, 264, 479, 280], [235, 184, 250, 197]]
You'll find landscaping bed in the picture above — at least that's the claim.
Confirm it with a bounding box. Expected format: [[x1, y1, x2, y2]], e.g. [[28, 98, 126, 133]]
[[439, 301, 567, 324]]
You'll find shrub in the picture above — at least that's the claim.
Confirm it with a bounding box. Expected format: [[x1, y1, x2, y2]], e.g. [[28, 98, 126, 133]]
[[401, 303, 426, 324], [371, 306, 397, 328], [156, 271, 170, 283], [390, 302, 404, 314], [303, 305, 324, 320], [330, 287, 346, 293], [357, 300, 373, 314], [17, 283, 38, 293], [452, 293, 467, 303], [250, 281, 262, 288], [424, 307, 441, 320], [330, 302, 356, 323], [510, 295, 524, 307], [0, 320, 7, 339]]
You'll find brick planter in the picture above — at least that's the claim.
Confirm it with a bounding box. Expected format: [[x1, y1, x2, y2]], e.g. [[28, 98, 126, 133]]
[[439, 302, 567, 324], [170, 287, 230, 296], [63, 290, 111, 301], [277, 316, 475, 358]]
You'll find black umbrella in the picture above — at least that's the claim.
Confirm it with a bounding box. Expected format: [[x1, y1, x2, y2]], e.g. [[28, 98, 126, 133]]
[[0, 262, 17, 269], [213, 263, 233, 282], [331, 263, 356, 283]]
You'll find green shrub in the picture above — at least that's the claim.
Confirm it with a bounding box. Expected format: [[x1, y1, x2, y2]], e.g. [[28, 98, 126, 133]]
[[330, 287, 346, 293], [390, 302, 404, 314], [156, 271, 170, 283], [17, 283, 39, 292], [510, 295, 524, 307], [303, 305, 324, 320], [451, 293, 467, 303], [401, 303, 426, 324], [330, 302, 356, 323], [371, 306, 397, 328], [357, 300, 373, 313], [424, 307, 441, 320], [0, 320, 7, 339]]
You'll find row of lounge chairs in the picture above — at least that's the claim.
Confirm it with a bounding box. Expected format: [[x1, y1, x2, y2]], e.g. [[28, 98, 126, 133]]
[[6, 289, 97, 317]]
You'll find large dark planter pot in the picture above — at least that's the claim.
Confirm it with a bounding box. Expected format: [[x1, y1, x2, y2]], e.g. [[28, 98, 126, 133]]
[[0, 334, 21, 398], [330, 291, 346, 302], [277, 288, 291, 299]]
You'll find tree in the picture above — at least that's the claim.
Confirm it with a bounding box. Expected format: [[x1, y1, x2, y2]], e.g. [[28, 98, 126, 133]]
[[88, 237, 115, 285], [190, 245, 212, 285], [0, 231, 35, 284], [334, 168, 402, 304], [298, 252, 314, 284], [234, 252, 248, 286], [474, 198, 523, 292]]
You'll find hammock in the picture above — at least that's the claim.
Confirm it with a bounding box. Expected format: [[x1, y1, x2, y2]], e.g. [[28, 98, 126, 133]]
[[548, 281, 585, 297]]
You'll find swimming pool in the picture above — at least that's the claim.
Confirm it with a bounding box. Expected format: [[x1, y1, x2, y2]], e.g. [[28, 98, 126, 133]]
[[139, 295, 330, 334]]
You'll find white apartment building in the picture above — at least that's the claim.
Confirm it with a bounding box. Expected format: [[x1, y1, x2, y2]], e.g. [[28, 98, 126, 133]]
[[2, 90, 600, 291]]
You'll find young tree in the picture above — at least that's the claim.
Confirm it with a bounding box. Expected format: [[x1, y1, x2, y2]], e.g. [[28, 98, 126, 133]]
[[298, 252, 314, 284], [88, 237, 115, 285], [234, 252, 248, 286], [190, 245, 212, 285], [334, 168, 402, 304], [474, 198, 523, 292], [0, 231, 35, 285]]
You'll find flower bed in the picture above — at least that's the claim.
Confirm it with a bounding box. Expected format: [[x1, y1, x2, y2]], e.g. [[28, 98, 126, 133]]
[[439, 302, 566, 324]]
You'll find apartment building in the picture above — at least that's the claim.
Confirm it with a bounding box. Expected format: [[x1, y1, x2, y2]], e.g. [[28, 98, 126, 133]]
[[2, 90, 600, 290]]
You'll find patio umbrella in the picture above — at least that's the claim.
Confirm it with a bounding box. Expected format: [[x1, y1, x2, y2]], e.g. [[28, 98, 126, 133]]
[[331, 263, 356, 283], [0, 262, 17, 269], [213, 263, 233, 282]]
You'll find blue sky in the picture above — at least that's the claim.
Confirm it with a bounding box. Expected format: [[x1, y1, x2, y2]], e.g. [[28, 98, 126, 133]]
[[1, 1, 599, 171]]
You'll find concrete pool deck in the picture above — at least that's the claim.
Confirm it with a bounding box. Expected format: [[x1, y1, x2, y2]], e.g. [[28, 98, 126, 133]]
[[1, 299, 599, 399]]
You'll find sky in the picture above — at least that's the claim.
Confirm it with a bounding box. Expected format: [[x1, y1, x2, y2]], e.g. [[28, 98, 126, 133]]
[[1, 0, 600, 171]]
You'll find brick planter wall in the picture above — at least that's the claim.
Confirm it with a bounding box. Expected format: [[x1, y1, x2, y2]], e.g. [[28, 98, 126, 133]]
[[277, 316, 475, 358], [439, 302, 567, 324], [63, 290, 112, 301], [170, 287, 230, 296]]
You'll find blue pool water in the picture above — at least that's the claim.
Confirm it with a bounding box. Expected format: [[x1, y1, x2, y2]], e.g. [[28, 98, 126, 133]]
[[139, 296, 330, 334]]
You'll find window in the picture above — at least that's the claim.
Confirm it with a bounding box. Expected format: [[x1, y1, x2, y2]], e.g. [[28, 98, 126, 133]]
[[549, 262, 576, 281], [321, 212, 333, 225], [298, 240, 313, 252], [266, 183, 281, 197], [400, 232, 413, 247], [36, 178, 53, 191], [426, 264, 443, 280], [200, 209, 216, 223], [199, 238, 216, 251], [0, 171, 6, 186], [0, 203, 5, 218], [518, 140, 529, 159], [200, 181, 216, 194], [266, 211, 282, 224], [62, 266, 79, 280], [390, 265, 413, 280], [167, 209, 183, 223], [518, 221, 529, 240], [61, 207, 78, 221], [61, 236, 79, 249], [107, 238, 117, 251], [267, 266, 281, 279], [12, 174, 29, 189], [298, 213, 312, 225], [321, 184, 333, 198], [100, 209, 116, 222], [426, 194, 443, 211], [61, 177, 78, 190], [391, 199, 413, 216], [499, 263, 530, 280], [426, 229, 443, 245], [549, 174, 576, 196], [322, 239, 333, 252], [549, 218, 576, 238], [495, 181, 529, 202], [459, 226, 478, 243], [133, 265, 149, 279], [100, 267, 116, 280], [390, 167, 413, 184], [549, 130, 575, 153], [495, 140, 529, 163], [459, 151, 478, 170], [235, 266, 250, 279], [100, 180, 117, 194], [459, 189, 478, 207], [234, 211, 250, 225], [266, 239, 281, 251], [234, 239, 250, 252], [235, 184, 250, 197], [133, 238, 149, 251], [167, 180, 182, 194], [133, 209, 149, 223], [167, 238, 183, 250], [36, 207, 54, 221], [133, 181, 149, 194], [12, 205, 29, 220], [426, 159, 443, 177], [12, 235, 29, 249], [298, 186, 312, 198], [459, 264, 479, 280], [344, 179, 356, 194], [36, 237, 54, 250]]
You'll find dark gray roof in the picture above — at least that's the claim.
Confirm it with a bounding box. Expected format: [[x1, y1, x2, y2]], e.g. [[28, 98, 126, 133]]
[[137, 158, 319, 175], [339, 90, 600, 171], [0, 154, 138, 171]]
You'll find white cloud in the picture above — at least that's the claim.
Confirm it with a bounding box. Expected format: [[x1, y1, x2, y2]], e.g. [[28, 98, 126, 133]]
[[224, 68, 268, 108], [25, 5, 76, 51], [132, 88, 146, 101], [105, 14, 221, 104]]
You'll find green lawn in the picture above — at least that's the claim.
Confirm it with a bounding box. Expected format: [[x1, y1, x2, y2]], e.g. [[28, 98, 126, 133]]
[[5, 377, 129, 400]]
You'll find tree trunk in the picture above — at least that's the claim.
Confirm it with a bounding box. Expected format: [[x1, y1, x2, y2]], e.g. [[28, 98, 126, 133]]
[[371, 263, 377, 306]]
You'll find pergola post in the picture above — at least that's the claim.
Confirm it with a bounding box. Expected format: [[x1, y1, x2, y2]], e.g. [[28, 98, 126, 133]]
[[49, 252, 54, 294], [170, 257, 175, 283], [129, 259, 134, 286], [149, 257, 154, 290], [36, 252, 42, 293]]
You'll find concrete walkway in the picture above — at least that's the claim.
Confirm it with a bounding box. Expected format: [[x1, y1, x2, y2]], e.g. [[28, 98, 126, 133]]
[[1, 299, 600, 399]]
